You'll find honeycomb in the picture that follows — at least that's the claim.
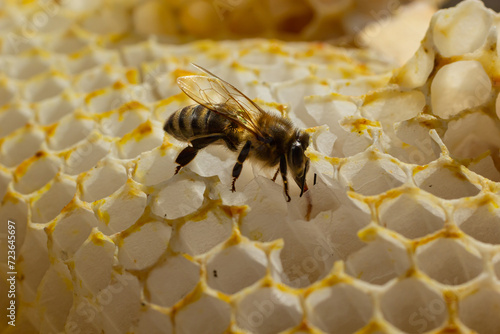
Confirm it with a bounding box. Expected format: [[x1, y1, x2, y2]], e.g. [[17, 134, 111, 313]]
[[0, 0, 500, 334]]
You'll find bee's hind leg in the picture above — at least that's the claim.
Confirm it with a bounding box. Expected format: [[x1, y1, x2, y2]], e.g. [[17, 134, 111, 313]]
[[174, 146, 199, 175], [174, 134, 224, 175], [231, 141, 252, 192]]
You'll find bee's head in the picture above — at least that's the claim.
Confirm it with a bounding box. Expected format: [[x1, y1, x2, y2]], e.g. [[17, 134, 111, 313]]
[[288, 130, 310, 197]]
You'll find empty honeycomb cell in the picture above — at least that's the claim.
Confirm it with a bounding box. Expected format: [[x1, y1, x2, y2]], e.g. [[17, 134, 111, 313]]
[[257, 62, 311, 84], [443, 112, 500, 159], [345, 234, 411, 285], [93, 180, 147, 235], [235, 287, 303, 334], [339, 152, 407, 196], [188, 148, 237, 183], [85, 88, 131, 114], [0, 80, 16, 105], [175, 293, 231, 334], [35, 93, 82, 125], [51, 201, 97, 259], [132, 145, 178, 186], [238, 177, 289, 240], [116, 120, 163, 159], [0, 15, 15, 33], [0, 103, 32, 137], [151, 175, 206, 220], [432, 0, 492, 57], [380, 278, 447, 334], [30, 174, 76, 224], [66, 49, 122, 75], [459, 287, 500, 334], [3, 54, 50, 79], [413, 163, 481, 199], [100, 273, 141, 334], [170, 209, 234, 256], [47, 114, 94, 151], [13, 152, 61, 194], [206, 242, 268, 294], [16, 225, 50, 302], [29, 12, 72, 35], [467, 154, 500, 182], [0, 125, 44, 167], [132, 305, 173, 334], [49, 35, 88, 54], [64, 294, 103, 333], [306, 197, 370, 260], [1, 31, 37, 55], [275, 76, 332, 128], [361, 89, 426, 124], [431, 60, 492, 119], [276, 204, 369, 288], [394, 117, 442, 165], [79, 159, 128, 202], [74, 65, 122, 93], [99, 102, 150, 138], [147, 255, 200, 308], [121, 40, 159, 68], [305, 95, 358, 156], [454, 198, 500, 244], [37, 262, 73, 333], [238, 48, 288, 67], [62, 132, 112, 176], [306, 283, 373, 334], [24, 73, 68, 102], [0, 193, 28, 254], [378, 190, 446, 239], [313, 128, 337, 158], [118, 221, 172, 270], [72, 228, 115, 296], [415, 238, 483, 285]]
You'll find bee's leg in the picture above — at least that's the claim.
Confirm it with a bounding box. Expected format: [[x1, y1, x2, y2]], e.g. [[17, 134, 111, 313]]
[[174, 134, 224, 174], [271, 167, 280, 182], [279, 155, 291, 202], [174, 146, 197, 174], [231, 140, 252, 192]]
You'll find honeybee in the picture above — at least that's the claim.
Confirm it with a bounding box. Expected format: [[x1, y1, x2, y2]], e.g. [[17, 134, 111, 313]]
[[164, 64, 310, 202]]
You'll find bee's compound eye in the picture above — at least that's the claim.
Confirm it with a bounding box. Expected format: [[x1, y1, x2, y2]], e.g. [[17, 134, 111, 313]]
[[291, 141, 304, 167]]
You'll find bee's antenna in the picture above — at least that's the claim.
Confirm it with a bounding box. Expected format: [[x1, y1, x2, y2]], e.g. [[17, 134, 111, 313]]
[[313, 173, 317, 185]]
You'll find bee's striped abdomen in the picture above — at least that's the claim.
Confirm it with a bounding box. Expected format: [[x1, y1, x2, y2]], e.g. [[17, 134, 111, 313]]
[[164, 104, 232, 142]]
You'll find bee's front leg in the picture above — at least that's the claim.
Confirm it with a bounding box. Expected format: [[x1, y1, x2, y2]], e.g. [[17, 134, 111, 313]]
[[231, 141, 252, 192], [279, 155, 291, 202], [272, 167, 280, 182]]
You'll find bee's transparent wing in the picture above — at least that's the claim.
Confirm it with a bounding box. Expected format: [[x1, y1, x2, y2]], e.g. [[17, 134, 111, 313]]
[[177, 64, 266, 139]]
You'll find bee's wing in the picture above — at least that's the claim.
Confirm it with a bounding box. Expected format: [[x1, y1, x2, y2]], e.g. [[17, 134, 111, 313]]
[[177, 65, 266, 139]]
